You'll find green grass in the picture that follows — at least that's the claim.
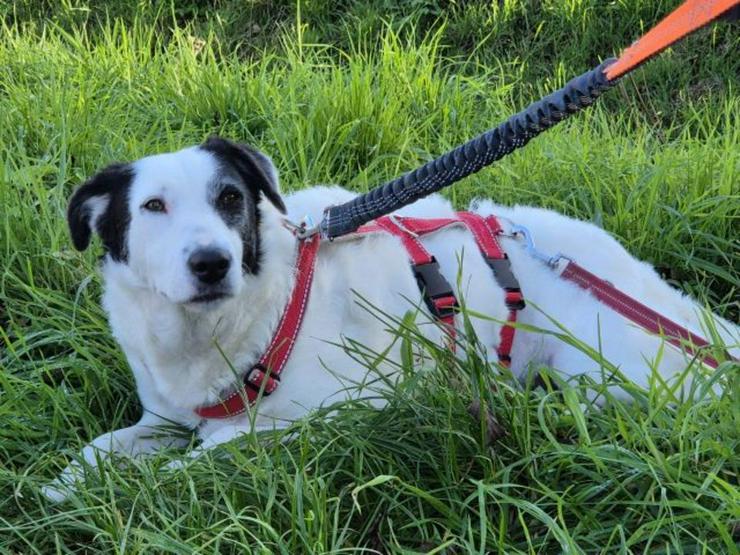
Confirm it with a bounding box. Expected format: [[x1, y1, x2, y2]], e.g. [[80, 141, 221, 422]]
[[1, 1, 738, 552]]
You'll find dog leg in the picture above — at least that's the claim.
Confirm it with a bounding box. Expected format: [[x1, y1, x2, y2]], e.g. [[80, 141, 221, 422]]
[[164, 419, 291, 470], [43, 412, 189, 502], [163, 423, 252, 470]]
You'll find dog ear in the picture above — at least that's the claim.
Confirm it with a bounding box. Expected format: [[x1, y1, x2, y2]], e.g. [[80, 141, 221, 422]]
[[201, 136, 286, 214], [67, 163, 133, 259]]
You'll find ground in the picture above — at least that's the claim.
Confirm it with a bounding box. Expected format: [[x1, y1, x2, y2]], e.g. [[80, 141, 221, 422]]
[[0, 1, 738, 553]]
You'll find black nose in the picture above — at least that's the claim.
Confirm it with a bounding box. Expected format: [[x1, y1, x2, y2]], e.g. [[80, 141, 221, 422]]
[[188, 248, 231, 284]]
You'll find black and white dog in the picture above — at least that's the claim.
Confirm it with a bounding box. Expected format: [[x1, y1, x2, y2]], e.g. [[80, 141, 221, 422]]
[[45, 137, 737, 500]]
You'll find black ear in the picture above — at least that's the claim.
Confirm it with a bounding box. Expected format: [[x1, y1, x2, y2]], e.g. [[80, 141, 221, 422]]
[[200, 136, 286, 214], [67, 163, 133, 261]]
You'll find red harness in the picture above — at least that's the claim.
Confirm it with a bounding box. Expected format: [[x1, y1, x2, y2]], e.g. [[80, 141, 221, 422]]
[[357, 213, 525, 361], [196, 213, 728, 419], [196, 213, 523, 419]]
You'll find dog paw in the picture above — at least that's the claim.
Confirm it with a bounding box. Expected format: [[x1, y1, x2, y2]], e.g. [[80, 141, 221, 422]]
[[42, 474, 79, 503], [42, 482, 74, 503], [42, 463, 84, 503], [162, 458, 189, 472]]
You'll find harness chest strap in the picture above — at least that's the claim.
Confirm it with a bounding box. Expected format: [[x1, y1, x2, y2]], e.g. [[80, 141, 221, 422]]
[[456, 213, 525, 364], [373, 216, 459, 349], [195, 234, 321, 419]]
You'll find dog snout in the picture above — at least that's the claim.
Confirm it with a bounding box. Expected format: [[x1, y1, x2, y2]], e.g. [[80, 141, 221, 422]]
[[188, 248, 232, 284]]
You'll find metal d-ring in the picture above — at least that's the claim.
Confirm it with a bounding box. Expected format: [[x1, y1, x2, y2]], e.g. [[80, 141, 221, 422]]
[[283, 215, 321, 240]]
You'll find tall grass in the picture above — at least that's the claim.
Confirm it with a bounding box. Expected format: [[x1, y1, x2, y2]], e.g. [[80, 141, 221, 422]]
[[1, 2, 738, 552]]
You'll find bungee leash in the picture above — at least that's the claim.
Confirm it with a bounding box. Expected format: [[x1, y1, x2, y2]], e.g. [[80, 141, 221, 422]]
[[317, 0, 739, 240]]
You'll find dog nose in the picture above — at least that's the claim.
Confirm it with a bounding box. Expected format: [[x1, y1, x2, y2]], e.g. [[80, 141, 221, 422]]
[[188, 248, 232, 284]]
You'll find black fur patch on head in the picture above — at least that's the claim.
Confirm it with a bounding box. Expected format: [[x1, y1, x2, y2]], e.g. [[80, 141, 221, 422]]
[[200, 137, 285, 274], [209, 178, 261, 273], [200, 137, 285, 213], [67, 163, 133, 262]]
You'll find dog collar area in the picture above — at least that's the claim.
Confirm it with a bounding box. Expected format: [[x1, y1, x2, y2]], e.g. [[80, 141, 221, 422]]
[[194, 234, 321, 419]]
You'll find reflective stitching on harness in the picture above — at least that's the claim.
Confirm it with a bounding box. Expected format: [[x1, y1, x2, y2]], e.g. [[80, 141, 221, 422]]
[[196, 235, 320, 418], [561, 262, 719, 367], [266, 244, 318, 372], [564, 266, 659, 331], [458, 213, 499, 257]]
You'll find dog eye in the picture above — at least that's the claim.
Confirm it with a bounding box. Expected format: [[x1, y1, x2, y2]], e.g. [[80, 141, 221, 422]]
[[142, 198, 166, 213], [218, 188, 243, 208]]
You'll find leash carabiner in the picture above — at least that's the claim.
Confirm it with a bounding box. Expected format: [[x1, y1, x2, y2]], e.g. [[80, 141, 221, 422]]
[[509, 224, 568, 269]]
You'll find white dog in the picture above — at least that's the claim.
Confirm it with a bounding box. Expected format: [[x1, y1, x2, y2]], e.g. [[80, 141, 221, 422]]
[[45, 137, 737, 501]]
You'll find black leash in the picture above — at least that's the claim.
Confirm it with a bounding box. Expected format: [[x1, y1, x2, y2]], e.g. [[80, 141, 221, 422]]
[[317, 0, 739, 241], [320, 60, 615, 239]]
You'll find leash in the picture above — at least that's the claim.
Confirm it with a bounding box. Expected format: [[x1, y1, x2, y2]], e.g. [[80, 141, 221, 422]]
[[311, 0, 737, 371], [318, 0, 739, 240], [605, 0, 740, 80], [559, 261, 721, 368]]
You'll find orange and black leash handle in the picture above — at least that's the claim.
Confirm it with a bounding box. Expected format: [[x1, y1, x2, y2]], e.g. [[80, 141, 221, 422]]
[[320, 0, 739, 240]]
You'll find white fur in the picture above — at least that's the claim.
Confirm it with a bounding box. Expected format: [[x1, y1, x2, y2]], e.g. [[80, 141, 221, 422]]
[[44, 145, 738, 501]]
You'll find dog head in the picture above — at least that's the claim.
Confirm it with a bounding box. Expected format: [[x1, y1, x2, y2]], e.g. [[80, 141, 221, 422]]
[[67, 137, 286, 307]]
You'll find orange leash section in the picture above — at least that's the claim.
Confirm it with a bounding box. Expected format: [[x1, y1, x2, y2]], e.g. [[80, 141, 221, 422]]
[[606, 0, 740, 81]]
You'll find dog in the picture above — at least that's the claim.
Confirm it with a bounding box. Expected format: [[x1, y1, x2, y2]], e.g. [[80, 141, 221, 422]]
[[44, 137, 737, 501]]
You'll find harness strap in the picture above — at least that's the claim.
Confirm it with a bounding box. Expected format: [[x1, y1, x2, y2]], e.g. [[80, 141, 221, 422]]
[[362, 213, 526, 367], [374, 216, 458, 348], [357, 217, 459, 236], [559, 260, 723, 369], [195, 234, 321, 419], [456, 212, 525, 366]]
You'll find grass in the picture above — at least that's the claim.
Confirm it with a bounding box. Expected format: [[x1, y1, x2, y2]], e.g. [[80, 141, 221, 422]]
[[1, 1, 738, 552]]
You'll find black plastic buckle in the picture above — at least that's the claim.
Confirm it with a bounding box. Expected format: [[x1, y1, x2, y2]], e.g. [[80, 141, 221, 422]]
[[243, 363, 280, 394], [485, 257, 526, 310], [412, 258, 458, 319], [431, 295, 457, 320]]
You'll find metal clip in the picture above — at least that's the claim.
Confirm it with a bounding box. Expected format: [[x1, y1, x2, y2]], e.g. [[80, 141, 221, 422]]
[[283, 215, 320, 240], [509, 224, 567, 268]]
